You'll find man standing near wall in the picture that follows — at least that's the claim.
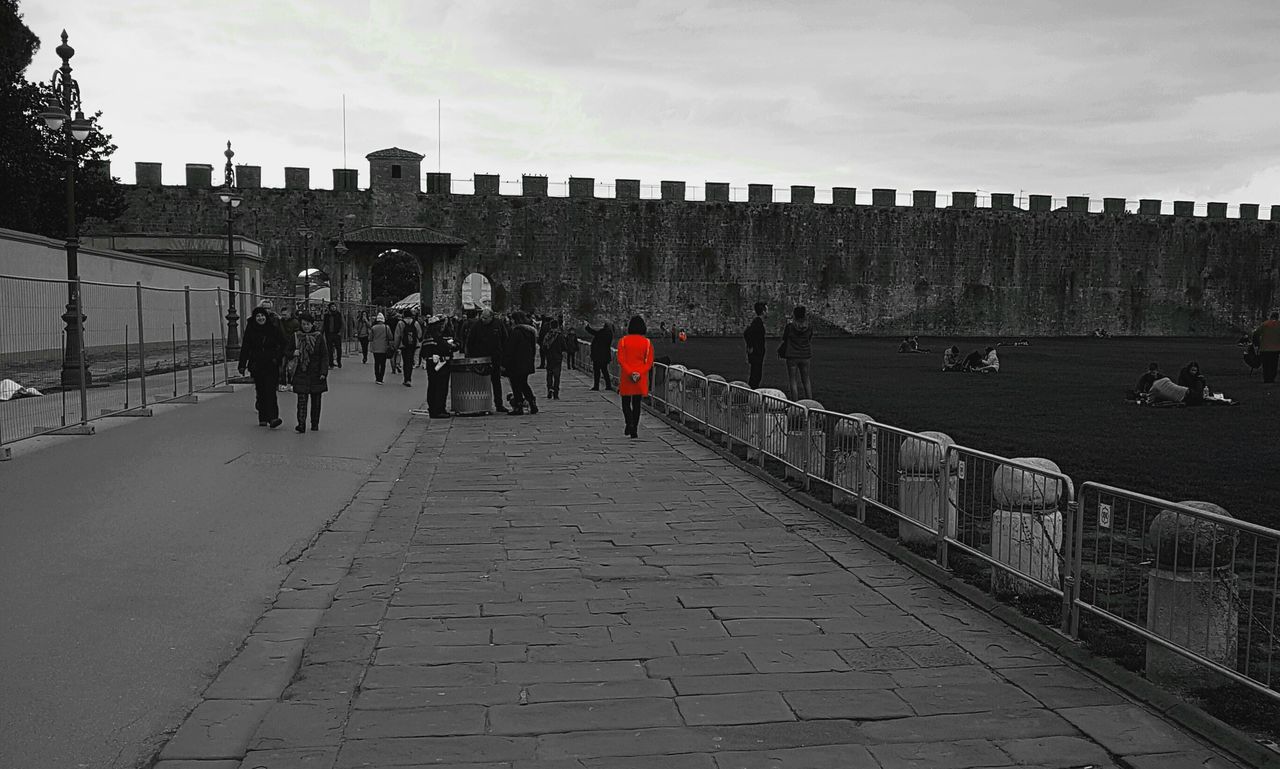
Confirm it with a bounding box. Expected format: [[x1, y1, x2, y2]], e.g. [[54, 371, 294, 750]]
[[1253, 311, 1280, 383], [468, 308, 510, 412], [744, 301, 767, 388]]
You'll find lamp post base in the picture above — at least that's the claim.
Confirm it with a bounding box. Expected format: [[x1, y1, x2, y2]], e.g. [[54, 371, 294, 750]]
[[226, 305, 241, 361], [60, 302, 93, 387]]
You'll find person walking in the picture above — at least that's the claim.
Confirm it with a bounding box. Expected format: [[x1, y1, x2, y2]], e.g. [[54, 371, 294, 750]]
[[617, 315, 655, 438], [537, 314, 551, 369], [503, 311, 538, 415], [1253, 311, 1280, 383], [288, 312, 329, 433], [780, 305, 813, 400], [237, 305, 286, 428], [355, 310, 372, 364], [564, 321, 579, 371], [467, 308, 510, 412], [743, 301, 767, 388], [386, 310, 402, 375], [322, 302, 344, 368], [393, 309, 423, 387], [543, 318, 566, 399], [587, 318, 614, 391], [368, 313, 391, 384], [421, 314, 459, 418]]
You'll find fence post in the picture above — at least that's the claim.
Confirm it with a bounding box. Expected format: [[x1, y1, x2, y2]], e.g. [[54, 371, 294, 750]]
[[136, 282, 148, 407], [184, 286, 194, 394], [124, 325, 130, 410], [216, 288, 229, 383], [855, 423, 868, 523], [1060, 495, 1077, 637], [75, 278, 89, 426], [756, 395, 766, 468], [937, 445, 953, 568], [801, 406, 812, 491]]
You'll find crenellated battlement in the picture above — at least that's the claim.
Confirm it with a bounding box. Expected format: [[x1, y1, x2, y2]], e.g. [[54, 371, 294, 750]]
[[117, 153, 1280, 222]]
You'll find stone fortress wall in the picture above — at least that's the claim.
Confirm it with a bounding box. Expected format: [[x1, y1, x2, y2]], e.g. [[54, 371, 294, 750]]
[[95, 150, 1280, 336]]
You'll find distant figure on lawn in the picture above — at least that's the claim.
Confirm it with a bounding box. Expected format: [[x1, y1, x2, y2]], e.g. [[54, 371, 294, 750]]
[[1177, 361, 1209, 405], [942, 345, 964, 372], [1252, 311, 1280, 383], [898, 336, 929, 354], [1013, 338, 1031, 347], [967, 346, 1000, 373]]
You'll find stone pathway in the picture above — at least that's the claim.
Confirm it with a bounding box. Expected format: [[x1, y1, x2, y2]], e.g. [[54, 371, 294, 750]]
[[154, 370, 1247, 769]]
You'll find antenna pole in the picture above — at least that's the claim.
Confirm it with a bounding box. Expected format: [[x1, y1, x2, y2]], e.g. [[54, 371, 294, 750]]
[[342, 94, 347, 169], [438, 98, 441, 172]]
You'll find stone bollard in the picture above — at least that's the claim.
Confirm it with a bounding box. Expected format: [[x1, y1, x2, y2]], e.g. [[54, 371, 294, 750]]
[[897, 431, 959, 548], [833, 413, 878, 507], [706, 374, 728, 434], [666, 365, 686, 411], [1145, 501, 1239, 690], [684, 369, 706, 423], [991, 458, 1069, 595], [785, 399, 824, 483], [749, 388, 788, 461]]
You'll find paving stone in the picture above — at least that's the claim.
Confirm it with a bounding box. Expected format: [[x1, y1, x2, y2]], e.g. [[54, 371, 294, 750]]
[[496, 660, 647, 684], [645, 653, 755, 678], [1057, 705, 1206, 755], [858, 708, 1076, 743], [334, 735, 535, 767], [1121, 752, 1242, 769], [869, 738, 1009, 769], [743, 649, 849, 673], [252, 608, 327, 637], [783, 689, 914, 720], [675, 633, 867, 657], [492, 697, 683, 735], [537, 727, 717, 759], [526, 678, 676, 702], [997, 665, 1127, 708], [204, 636, 309, 699], [835, 646, 919, 671], [701, 720, 865, 751], [344, 704, 487, 738], [250, 700, 347, 750], [710, 744, 878, 769], [353, 684, 524, 709], [581, 755, 715, 769], [374, 642, 527, 665], [896, 680, 1041, 715], [672, 670, 894, 695], [302, 629, 377, 665], [159, 700, 274, 760], [888, 664, 1006, 689], [361, 662, 497, 688], [677, 692, 795, 726], [527, 640, 674, 663], [151, 762, 241, 769], [996, 735, 1114, 767], [947, 629, 1062, 668], [235, 746, 337, 768]]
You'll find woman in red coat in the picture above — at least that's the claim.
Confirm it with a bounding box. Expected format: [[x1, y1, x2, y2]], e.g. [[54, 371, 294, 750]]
[[616, 315, 654, 438]]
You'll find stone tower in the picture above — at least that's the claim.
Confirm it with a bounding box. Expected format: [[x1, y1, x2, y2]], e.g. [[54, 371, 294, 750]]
[[366, 147, 425, 193]]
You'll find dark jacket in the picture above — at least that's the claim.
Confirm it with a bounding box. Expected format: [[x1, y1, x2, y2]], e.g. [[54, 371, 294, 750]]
[[421, 331, 458, 372], [467, 316, 508, 358], [744, 316, 766, 358], [1177, 364, 1207, 403], [1135, 370, 1161, 394], [543, 329, 567, 367], [322, 309, 344, 336], [589, 323, 613, 363], [288, 330, 330, 393], [355, 315, 371, 339], [239, 316, 287, 375], [503, 323, 538, 376], [782, 320, 812, 360]]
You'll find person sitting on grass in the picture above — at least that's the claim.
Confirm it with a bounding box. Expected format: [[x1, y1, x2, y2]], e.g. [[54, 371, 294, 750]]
[[899, 335, 930, 354], [962, 348, 986, 371], [971, 346, 1000, 373], [942, 345, 964, 372], [1177, 361, 1209, 405], [1013, 338, 1031, 347], [1134, 362, 1162, 397]]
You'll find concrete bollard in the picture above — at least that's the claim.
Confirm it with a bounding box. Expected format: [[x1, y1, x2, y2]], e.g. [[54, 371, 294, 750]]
[[748, 388, 788, 461], [833, 413, 878, 507], [991, 457, 1069, 594], [684, 369, 706, 423], [785, 399, 824, 482], [1145, 501, 1239, 690], [897, 431, 958, 547]]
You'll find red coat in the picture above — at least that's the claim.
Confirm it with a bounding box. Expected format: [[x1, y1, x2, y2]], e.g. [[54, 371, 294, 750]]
[[616, 334, 654, 396]]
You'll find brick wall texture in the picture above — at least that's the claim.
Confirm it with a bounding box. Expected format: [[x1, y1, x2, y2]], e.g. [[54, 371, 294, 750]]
[[99, 185, 1280, 335]]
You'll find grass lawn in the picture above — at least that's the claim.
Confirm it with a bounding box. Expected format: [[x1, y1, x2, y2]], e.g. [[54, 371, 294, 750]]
[[657, 335, 1278, 532]]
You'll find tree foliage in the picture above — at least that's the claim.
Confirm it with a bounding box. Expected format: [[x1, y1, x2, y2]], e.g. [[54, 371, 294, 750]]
[[0, 0, 124, 239], [371, 250, 420, 307]]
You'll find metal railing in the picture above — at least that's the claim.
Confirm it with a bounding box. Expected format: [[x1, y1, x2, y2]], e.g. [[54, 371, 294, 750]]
[[637, 356, 1280, 702]]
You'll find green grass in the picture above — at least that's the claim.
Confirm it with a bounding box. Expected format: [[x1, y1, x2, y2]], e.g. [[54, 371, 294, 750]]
[[658, 335, 1278, 531]]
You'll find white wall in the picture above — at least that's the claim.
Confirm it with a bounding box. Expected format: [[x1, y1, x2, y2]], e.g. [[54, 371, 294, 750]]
[[0, 228, 230, 356]]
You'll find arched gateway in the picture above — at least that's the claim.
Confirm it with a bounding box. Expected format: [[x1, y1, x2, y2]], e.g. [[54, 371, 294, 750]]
[[334, 226, 466, 314]]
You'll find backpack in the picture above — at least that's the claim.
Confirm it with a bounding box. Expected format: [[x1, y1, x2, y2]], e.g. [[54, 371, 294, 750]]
[[401, 321, 420, 350]]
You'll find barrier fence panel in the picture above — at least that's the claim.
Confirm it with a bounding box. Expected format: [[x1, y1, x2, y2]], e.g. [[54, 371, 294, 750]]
[[1075, 482, 1279, 701], [862, 423, 951, 555], [79, 278, 149, 418], [706, 375, 730, 440], [0, 275, 82, 446], [757, 390, 795, 472], [944, 446, 1076, 633], [139, 286, 195, 403]]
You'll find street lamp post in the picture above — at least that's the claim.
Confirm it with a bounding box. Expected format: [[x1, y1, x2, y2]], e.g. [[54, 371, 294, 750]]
[[216, 141, 243, 358], [39, 30, 96, 387], [333, 222, 349, 304]]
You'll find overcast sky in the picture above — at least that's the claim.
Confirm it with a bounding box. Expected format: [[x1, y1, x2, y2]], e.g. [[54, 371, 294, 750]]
[[20, 0, 1280, 208]]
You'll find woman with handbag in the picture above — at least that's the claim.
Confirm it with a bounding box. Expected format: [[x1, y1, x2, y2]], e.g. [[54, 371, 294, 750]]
[[780, 305, 813, 400], [288, 312, 330, 433], [616, 315, 654, 438], [237, 305, 286, 428]]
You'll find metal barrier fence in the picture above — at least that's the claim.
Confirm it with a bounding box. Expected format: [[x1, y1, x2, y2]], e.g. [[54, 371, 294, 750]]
[[638, 357, 1280, 703]]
